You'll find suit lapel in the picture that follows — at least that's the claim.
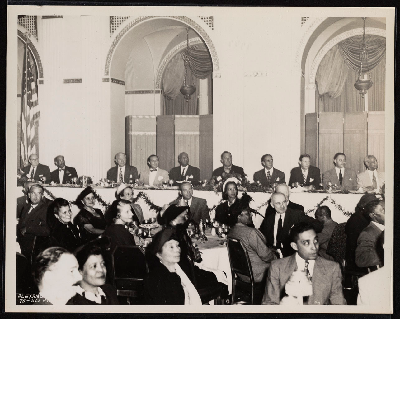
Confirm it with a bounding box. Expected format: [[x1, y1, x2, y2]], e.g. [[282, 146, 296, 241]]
[[281, 255, 297, 287]]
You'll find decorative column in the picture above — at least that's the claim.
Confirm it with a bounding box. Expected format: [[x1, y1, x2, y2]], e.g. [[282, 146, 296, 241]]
[[198, 77, 209, 115]]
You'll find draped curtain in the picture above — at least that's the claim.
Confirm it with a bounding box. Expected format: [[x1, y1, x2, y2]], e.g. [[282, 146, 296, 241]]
[[162, 43, 212, 115], [316, 35, 386, 112]]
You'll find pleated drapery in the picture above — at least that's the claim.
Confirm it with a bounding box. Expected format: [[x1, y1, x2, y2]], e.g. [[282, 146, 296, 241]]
[[161, 43, 212, 115]]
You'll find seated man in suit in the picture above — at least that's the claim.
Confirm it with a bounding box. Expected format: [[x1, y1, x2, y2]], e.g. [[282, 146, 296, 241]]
[[314, 206, 337, 261], [288, 154, 321, 189], [253, 154, 285, 188], [322, 152, 357, 190], [262, 183, 304, 222], [228, 206, 276, 283], [169, 152, 200, 186], [355, 199, 385, 269], [107, 152, 139, 184], [167, 182, 209, 225], [357, 155, 385, 192], [50, 155, 78, 184], [140, 154, 169, 187], [17, 181, 35, 218], [259, 192, 322, 258], [262, 222, 346, 305], [211, 151, 245, 181], [17, 184, 51, 263], [20, 154, 51, 184]]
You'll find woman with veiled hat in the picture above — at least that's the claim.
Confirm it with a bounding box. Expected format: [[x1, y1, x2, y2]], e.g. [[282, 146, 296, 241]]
[[73, 187, 106, 244]]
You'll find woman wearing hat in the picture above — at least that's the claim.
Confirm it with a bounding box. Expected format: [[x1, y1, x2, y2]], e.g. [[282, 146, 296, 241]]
[[103, 199, 138, 253], [144, 227, 202, 305], [67, 238, 119, 305], [73, 187, 106, 244], [115, 183, 144, 225]]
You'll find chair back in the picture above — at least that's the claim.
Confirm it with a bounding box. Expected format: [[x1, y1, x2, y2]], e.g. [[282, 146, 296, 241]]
[[227, 238, 254, 282], [112, 245, 148, 281], [326, 223, 347, 265]]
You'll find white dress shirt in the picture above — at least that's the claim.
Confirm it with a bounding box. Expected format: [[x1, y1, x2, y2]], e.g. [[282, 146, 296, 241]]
[[181, 166, 188, 177], [335, 167, 345, 181], [59, 169, 65, 184], [367, 169, 380, 188], [118, 166, 126, 183], [149, 168, 158, 186], [273, 211, 285, 247], [265, 167, 274, 178], [295, 253, 315, 277]]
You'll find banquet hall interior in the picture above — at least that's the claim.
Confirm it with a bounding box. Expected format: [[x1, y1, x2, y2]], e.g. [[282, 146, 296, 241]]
[[11, 9, 392, 309]]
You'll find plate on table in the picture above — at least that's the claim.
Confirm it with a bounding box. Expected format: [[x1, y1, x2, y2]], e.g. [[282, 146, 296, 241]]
[[139, 223, 160, 229]]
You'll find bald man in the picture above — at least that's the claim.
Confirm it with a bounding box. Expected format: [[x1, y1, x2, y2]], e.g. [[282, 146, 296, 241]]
[[20, 154, 51, 184], [107, 152, 139, 183], [169, 152, 201, 186]]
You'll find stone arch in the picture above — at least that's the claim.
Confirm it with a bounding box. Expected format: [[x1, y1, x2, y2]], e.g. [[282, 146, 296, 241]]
[[104, 15, 219, 77], [17, 28, 44, 79]]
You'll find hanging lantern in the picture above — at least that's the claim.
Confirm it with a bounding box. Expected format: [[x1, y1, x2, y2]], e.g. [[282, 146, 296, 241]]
[[180, 27, 196, 102], [354, 17, 373, 97]]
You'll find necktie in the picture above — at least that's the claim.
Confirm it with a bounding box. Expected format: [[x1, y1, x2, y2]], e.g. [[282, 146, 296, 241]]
[[276, 215, 283, 249], [304, 260, 311, 282], [30, 167, 36, 179], [302, 171, 307, 185], [372, 173, 377, 189], [119, 168, 123, 183], [266, 170, 271, 185], [339, 169, 343, 186], [182, 167, 187, 179], [150, 168, 157, 172]]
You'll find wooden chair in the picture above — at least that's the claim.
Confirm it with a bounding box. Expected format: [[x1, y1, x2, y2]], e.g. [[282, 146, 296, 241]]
[[227, 238, 264, 305], [111, 245, 149, 304]]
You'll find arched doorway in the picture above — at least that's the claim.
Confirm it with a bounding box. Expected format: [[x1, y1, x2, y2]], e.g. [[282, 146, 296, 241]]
[[299, 17, 386, 176], [106, 16, 217, 179]]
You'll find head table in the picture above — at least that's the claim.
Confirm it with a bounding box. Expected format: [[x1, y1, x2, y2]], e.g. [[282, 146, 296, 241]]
[[18, 185, 364, 228]]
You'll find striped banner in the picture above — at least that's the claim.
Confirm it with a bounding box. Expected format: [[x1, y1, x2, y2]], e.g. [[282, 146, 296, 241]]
[[21, 41, 40, 165]]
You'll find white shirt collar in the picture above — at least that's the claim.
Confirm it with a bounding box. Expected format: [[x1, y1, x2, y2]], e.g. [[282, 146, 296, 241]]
[[265, 167, 274, 175], [295, 253, 315, 277], [335, 167, 344, 174], [372, 221, 385, 231], [75, 286, 106, 304], [187, 197, 192, 207], [273, 212, 285, 247]]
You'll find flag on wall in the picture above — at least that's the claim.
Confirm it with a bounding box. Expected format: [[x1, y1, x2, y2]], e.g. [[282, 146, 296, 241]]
[[20, 41, 40, 165]]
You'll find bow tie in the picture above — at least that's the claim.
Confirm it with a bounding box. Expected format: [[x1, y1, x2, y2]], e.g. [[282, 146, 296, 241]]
[[150, 168, 158, 172], [59, 168, 65, 171]]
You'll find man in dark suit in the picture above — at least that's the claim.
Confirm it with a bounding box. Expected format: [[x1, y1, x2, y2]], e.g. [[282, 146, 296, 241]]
[[107, 152, 139, 183], [322, 152, 357, 190], [262, 222, 346, 305], [259, 192, 322, 258], [17, 184, 51, 263], [20, 154, 51, 184], [17, 181, 35, 218], [262, 183, 304, 221], [169, 152, 201, 186], [253, 154, 285, 187], [356, 199, 385, 269], [50, 155, 78, 184], [211, 151, 245, 181], [288, 154, 321, 188], [315, 206, 337, 261], [169, 182, 209, 224]]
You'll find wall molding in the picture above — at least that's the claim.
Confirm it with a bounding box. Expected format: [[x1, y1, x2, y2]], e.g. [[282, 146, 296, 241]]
[[111, 77, 125, 85], [63, 79, 82, 84], [17, 29, 44, 78], [125, 90, 162, 94]]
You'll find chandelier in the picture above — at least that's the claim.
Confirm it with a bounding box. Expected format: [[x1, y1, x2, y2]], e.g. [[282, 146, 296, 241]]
[[354, 17, 373, 97], [180, 27, 196, 102]]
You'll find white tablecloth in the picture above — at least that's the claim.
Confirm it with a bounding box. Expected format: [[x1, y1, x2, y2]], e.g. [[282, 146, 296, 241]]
[[20, 186, 364, 227]]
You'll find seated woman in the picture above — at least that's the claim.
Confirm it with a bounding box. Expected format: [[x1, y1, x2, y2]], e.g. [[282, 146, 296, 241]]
[[144, 227, 202, 305], [103, 199, 138, 253], [156, 203, 228, 302], [73, 187, 106, 244], [67, 239, 119, 305], [47, 198, 83, 252], [18, 247, 81, 305], [115, 183, 144, 224], [215, 180, 242, 226]]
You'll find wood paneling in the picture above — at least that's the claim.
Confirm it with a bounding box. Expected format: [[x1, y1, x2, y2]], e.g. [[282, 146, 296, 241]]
[[156, 115, 175, 173], [344, 112, 367, 174], [305, 113, 318, 166], [199, 115, 213, 181], [174, 116, 200, 168], [318, 112, 343, 175], [368, 111, 385, 172]]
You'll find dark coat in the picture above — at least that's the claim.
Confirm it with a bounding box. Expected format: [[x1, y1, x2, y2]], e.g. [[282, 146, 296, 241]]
[[49, 219, 83, 252], [106, 165, 139, 183], [50, 166, 78, 184], [21, 163, 51, 183], [170, 196, 209, 224], [262, 200, 304, 221], [259, 207, 323, 258], [355, 222, 384, 268], [17, 200, 51, 261], [253, 168, 285, 187], [73, 208, 106, 244], [288, 165, 321, 188], [67, 284, 119, 305], [212, 165, 245, 180], [345, 210, 369, 266], [169, 165, 201, 186], [215, 199, 242, 226], [103, 224, 137, 254]]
